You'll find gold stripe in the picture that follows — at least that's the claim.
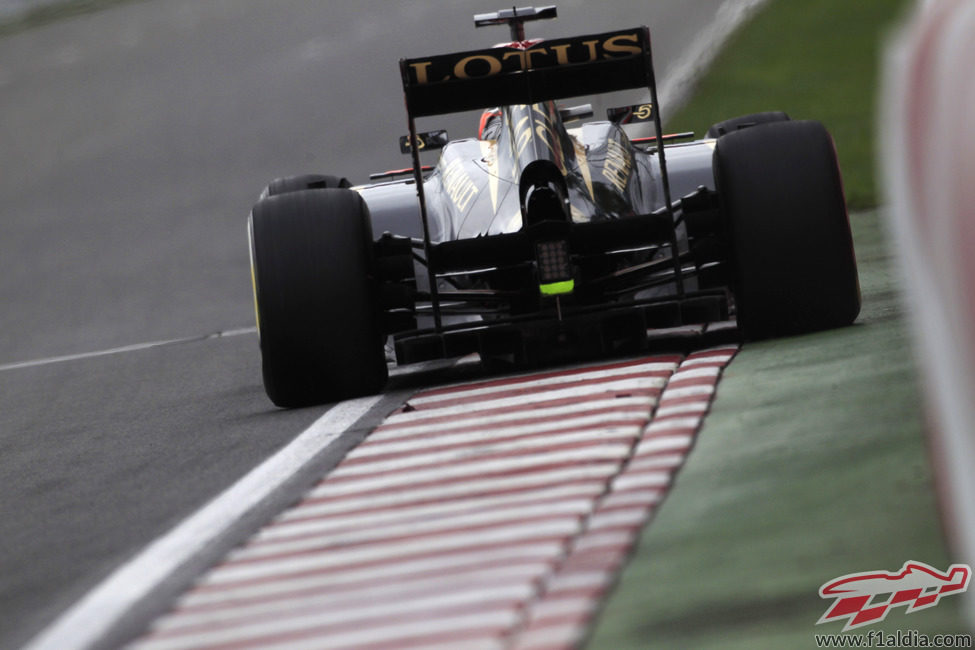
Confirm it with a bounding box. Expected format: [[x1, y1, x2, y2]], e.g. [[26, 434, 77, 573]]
[[572, 135, 595, 200], [479, 139, 499, 213]]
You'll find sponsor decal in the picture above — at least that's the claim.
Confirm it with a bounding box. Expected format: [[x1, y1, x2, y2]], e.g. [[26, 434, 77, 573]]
[[441, 158, 479, 213], [405, 30, 644, 86], [509, 103, 566, 172], [817, 561, 971, 632], [602, 139, 632, 193], [399, 129, 449, 154], [607, 102, 654, 124]]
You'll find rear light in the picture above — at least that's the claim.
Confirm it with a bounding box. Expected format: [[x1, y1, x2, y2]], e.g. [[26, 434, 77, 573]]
[[536, 240, 574, 296]]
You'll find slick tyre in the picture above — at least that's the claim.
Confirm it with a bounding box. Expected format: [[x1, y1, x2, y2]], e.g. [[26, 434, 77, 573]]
[[259, 174, 351, 199], [713, 120, 860, 340], [706, 111, 790, 138], [248, 188, 387, 407]]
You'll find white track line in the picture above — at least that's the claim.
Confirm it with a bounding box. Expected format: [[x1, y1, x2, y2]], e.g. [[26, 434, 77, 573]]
[[23, 394, 383, 650], [657, 0, 771, 113], [0, 327, 257, 372]]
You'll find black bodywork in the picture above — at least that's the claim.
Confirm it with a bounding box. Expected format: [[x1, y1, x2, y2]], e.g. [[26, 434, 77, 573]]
[[361, 10, 731, 366]]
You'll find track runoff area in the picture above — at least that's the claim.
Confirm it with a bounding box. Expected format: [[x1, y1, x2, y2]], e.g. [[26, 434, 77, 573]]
[[108, 345, 737, 649]]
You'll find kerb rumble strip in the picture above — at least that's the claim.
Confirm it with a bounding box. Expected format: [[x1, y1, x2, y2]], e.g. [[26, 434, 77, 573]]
[[131, 346, 738, 650]]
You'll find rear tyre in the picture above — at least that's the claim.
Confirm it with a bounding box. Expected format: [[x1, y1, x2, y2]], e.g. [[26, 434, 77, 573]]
[[706, 111, 790, 138], [713, 120, 860, 340], [249, 189, 387, 407], [259, 174, 351, 199]]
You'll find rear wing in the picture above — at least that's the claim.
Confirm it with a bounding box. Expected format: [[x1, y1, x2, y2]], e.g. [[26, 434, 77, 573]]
[[400, 27, 655, 117], [399, 24, 676, 335]]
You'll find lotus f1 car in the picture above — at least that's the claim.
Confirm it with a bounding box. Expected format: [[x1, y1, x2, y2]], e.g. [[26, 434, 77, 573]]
[[248, 6, 860, 407]]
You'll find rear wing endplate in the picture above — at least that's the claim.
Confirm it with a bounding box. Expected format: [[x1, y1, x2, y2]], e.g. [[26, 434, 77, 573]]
[[400, 27, 654, 117]]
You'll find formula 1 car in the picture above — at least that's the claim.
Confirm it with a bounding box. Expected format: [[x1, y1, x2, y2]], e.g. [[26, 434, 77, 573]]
[[247, 6, 860, 407]]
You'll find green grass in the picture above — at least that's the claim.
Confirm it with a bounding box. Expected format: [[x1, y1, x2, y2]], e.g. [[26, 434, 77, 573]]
[[0, 0, 140, 37], [587, 210, 968, 649], [663, 0, 911, 210], [588, 1, 969, 647]]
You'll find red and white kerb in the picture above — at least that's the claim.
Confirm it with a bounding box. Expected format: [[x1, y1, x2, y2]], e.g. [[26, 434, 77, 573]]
[[132, 346, 738, 650]]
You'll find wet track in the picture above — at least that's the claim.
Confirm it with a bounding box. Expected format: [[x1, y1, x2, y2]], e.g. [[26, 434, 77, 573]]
[[0, 1, 737, 647]]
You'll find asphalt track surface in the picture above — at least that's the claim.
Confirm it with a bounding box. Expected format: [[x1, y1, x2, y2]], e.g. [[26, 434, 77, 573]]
[[0, 1, 731, 647]]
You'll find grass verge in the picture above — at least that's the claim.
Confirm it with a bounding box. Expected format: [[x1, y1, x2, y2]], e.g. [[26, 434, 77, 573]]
[[588, 209, 968, 649], [663, 0, 911, 210], [589, 0, 969, 647]]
